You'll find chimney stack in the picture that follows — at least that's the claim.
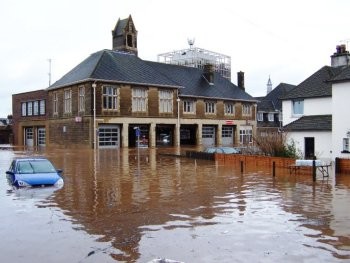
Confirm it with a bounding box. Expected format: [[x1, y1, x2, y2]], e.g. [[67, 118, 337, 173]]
[[331, 44, 350, 67], [203, 64, 214, 85], [237, 71, 245, 90]]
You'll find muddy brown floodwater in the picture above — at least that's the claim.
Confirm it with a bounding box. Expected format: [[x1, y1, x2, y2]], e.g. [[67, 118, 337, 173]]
[[1, 146, 350, 263]]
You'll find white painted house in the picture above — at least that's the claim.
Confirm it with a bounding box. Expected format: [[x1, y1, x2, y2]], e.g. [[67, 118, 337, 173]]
[[331, 66, 350, 160], [281, 45, 350, 161]]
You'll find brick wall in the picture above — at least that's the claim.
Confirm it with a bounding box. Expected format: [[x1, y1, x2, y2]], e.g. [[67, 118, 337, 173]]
[[12, 89, 48, 145], [49, 117, 91, 146]]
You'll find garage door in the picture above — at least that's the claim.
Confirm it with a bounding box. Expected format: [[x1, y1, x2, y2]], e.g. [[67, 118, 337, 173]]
[[202, 126, 215, 146], [98, 125, 120, 148]]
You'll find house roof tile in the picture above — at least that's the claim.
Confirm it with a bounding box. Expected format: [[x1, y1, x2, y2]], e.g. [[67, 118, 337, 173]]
[[281, 66, 343, 100], [284, 114, 332, 131], [49, 49, 255, 102]]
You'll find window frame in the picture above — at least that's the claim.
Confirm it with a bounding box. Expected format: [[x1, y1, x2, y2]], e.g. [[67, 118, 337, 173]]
[[53, 92, 58, 115], [78, 86, 85, 112], [132, 87, 147, 112], [159, 90, 173, 113], [292, 99, 304, 115], [268, 113, 274, 122], [239, 127, 253, 144], [224, 102, 235, 116], [64, 89, 72, 114], [21, 102, 27, 116], [102, 86, 119, 111], [205, 101, 216, 114], [257, 112, 263, 121], [242, 104, 252, 116], [183, 100, 195, 114]]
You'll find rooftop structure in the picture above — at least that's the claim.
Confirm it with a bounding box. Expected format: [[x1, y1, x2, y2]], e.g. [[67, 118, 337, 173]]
[[157, 41, 231, 81]]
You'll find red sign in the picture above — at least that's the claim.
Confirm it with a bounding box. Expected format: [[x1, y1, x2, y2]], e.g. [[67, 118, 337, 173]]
[[225, 120, 234, 125]]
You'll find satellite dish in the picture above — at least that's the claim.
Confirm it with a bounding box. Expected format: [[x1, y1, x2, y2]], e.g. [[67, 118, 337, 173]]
[[187, 38, 195, 48]]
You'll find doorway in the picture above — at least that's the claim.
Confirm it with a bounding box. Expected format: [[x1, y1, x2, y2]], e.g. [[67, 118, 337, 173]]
[[304, 137, 315, 159]]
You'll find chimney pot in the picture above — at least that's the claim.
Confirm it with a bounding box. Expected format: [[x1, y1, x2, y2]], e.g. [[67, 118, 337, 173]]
[[237, 71, 245, 90]]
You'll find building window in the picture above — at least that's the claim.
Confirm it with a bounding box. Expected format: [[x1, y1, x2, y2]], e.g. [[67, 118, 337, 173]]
[[225, 102, 235, 115], [257, 112, 263, 121], [38, 128, 46, 146], [21, 102, 27, 116], [53, 92, 58, 115], [242, 104, 252, 116], [159, 90, 173, 113], [21, 100, 46, 116], [132, 88, 147, 112], [183, 100, 195, 113], [103, 86, 118, 110], [292, 99, 304, 115], [268, 113, 274, 122], [27, 102, 33, 116], [78, 86, 85, 112], [343, 138, 350, 152], [40, 100, 45, 115], [64, 89, 72, 113], [33, 101, 39, 116], [240, 127, 253, 144], [205, 101, 216, 114]]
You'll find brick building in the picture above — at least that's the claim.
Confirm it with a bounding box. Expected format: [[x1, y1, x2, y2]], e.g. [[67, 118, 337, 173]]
[[12, 15, 257, 149]]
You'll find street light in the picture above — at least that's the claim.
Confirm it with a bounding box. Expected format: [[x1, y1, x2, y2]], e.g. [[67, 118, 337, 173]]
[[92, 82, 97, 150], [177, 90, 181, 147]]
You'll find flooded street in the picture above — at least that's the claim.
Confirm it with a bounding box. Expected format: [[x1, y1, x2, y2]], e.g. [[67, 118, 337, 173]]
[[1, 147, 350, 263]]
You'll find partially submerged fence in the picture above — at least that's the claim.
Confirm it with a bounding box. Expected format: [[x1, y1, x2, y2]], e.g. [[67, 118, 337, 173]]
[[215, 153, 295, 168], [335, 158, 350, 173]]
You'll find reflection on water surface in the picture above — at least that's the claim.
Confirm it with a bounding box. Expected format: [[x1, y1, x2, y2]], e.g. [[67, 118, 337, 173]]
[[0, 147, 350, 262]]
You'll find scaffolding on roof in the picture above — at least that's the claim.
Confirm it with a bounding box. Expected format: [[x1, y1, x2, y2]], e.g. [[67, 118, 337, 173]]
[[157, 46, 231, 81]]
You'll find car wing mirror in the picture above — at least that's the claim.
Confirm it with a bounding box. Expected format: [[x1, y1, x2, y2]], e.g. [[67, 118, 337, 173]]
[[6, 171, 14, 175]]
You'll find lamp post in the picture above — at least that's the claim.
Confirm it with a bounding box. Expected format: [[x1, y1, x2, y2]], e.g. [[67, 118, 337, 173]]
[[177, 90, 181, 147], [92, 82, 97, 150]]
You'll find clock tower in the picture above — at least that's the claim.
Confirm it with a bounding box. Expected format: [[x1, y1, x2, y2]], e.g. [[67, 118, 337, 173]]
[[112, 15, 138, 56]]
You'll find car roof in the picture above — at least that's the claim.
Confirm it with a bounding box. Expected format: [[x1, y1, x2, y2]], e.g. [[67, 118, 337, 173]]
[[14, 157, 49, 161]]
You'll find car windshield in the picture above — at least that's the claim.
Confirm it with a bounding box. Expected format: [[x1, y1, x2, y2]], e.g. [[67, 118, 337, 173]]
[[17, 160, 57, 174]]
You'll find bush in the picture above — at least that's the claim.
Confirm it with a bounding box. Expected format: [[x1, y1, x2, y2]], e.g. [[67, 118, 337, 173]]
[[254, 132, 300, 158]]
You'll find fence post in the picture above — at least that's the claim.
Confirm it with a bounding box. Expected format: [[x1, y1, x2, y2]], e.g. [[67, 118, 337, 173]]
[[272, 161, 276, 177], [312, 156, 316, 182], [240, 160, 244, 173]]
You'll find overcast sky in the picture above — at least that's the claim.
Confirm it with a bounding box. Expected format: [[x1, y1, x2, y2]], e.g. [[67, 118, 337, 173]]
[[1, 0, 349, 117]]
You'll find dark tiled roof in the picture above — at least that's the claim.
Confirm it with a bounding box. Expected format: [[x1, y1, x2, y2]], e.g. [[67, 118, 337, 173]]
[[146, 61, 254, 101], [113, 17, 128, 36], [284, 115, 332, 131], [49, 49, 255, 102], [258, 83, 295, 111], [49, 50, 181, 89], [331, 66, 350, 82], [282, 66, 343, 100]]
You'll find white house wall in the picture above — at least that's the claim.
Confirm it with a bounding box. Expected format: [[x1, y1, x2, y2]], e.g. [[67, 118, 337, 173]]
[[283, 97, 332, 125], [332, 82, 350, 159], [286, 131, 332, 161]]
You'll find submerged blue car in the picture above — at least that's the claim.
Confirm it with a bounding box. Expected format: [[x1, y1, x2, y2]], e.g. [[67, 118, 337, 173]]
[[6, 157, 63, 188]]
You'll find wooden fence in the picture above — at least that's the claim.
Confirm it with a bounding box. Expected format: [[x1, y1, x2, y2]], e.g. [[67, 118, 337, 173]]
[[215, 153, 296, 168], [335, 158, 350, 173]]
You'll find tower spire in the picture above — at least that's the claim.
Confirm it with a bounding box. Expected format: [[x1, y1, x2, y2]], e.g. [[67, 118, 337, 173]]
[[267, 75, 272, 94]]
